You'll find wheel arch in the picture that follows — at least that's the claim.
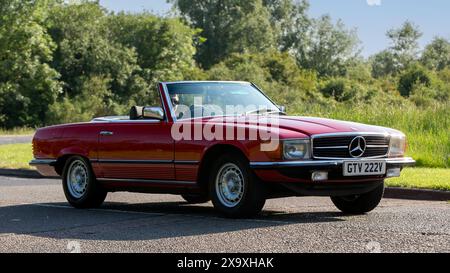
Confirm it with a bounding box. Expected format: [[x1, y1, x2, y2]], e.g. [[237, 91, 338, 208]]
[[55, 153, 91, 176], [197, 144, 249, 191]]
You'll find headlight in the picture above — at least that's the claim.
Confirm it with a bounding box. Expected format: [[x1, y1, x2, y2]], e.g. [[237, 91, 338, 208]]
[[283, 139, 311, 160], [388, 134, 407, 157]]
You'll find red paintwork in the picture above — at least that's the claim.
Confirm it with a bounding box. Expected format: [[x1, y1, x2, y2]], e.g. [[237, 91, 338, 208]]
[[97, 122, 174, 180], [32, 82, 404, 189]]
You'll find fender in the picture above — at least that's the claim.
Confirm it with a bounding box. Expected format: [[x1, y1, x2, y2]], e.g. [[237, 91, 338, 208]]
[[58, 147, 92, 159]]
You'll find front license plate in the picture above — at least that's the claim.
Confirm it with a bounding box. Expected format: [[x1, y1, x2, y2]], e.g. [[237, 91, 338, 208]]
[[343, 161, 386, 177]]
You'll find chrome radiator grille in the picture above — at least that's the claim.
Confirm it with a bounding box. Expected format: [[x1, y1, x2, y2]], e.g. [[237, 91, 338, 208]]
[[312, 134, 390, 159]]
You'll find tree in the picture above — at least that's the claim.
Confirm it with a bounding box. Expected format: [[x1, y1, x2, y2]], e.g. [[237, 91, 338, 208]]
[[207, 51, 319, 105], [421, 37, 450, 71], [45, 1, 142, 103], [262, 0, 311, 51], [371, 50, 397, 78], [170, 0, 276, 68], [398, 64, 432, 97], [0, 0, 61, 128], [171, 0, 359, 76], [294, 15, 360, 77], [387, 21, 422, 65], [371, 21, 422, 77], [107, 12, 198, 99]]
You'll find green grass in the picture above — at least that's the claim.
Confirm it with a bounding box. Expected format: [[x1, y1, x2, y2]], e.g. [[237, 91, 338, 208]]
[[386, 168, 450, 191], [0, 143, 34, 170], [0, 127, 35, 136]]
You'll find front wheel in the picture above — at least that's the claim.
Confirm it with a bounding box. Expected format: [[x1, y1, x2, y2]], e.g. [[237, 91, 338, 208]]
[[209, 154, 266, 218], [62, 156, 107, 209], [331, 182, 385, 215]]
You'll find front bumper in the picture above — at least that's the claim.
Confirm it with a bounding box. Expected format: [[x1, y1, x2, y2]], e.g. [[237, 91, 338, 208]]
[[251, 157, 415, 197], [250, 157, 415, 183], [250, 157, 416, 170]]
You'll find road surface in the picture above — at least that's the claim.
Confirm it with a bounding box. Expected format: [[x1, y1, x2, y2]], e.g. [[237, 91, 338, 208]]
[[0, 135, 33, 145], [0, 175, 448, 253]]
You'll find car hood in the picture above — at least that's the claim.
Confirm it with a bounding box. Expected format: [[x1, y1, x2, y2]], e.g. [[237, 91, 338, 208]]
[[195, 115, 402, 138]]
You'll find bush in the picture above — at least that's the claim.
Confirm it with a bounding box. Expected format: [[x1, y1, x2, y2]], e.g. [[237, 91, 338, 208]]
[[346, 61, 373, 83], [398, 64, 432, 97], [319, 78, 375, 102], [409, 83, 437, 107], [435, 68, 450, 101], [48, 76, 126, 124]]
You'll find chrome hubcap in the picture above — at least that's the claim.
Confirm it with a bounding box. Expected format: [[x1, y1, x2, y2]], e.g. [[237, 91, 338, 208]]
[[67, 160, 88, 199], [215, 163, 244, 208]]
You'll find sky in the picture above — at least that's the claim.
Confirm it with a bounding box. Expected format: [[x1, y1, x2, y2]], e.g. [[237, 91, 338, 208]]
[[99, 0, 450, 58]]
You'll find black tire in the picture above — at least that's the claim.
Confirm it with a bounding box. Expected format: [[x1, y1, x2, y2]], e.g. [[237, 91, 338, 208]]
[[62, 156, 107, 209], [331, 182, 385, 215], [209, 153, 267, 218], [181, 194, 210, 204]]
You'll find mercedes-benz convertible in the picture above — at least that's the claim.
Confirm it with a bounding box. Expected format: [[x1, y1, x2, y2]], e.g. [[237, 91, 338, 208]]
[[30, 81, 415, 218]]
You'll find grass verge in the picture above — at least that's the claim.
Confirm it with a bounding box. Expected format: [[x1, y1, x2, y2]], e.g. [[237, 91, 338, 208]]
[[0, 143, 34, 170], [386, 168, 450, 191]]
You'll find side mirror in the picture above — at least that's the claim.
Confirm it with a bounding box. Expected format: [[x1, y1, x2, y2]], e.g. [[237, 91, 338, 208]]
[[278, 105, 287, 113], [143, 107, 164, 120]]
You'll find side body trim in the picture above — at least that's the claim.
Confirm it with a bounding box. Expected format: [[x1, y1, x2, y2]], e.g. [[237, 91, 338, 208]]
[[90, 159, 199, 165], [97, 178, 196, 186]]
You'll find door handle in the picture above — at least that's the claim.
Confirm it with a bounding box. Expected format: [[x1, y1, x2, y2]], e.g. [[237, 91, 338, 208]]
[[100, 131, 114, 136]]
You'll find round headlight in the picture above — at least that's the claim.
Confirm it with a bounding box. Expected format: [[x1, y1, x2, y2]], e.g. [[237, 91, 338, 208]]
[[283, 140, 311, 160]]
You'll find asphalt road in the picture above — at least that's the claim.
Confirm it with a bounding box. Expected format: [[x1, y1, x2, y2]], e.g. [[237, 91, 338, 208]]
[[0, 175, 448, 253], [0, 135, 33, 145]]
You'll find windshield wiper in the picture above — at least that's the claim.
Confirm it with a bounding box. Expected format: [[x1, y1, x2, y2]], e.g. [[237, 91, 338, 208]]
[[245, 108, 286, 116]]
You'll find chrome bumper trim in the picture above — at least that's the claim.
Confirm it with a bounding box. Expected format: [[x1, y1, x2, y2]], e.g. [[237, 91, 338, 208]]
[[385, 158, 416, 166], [29, 159, 57, 166], [250, 157, 416, 169]]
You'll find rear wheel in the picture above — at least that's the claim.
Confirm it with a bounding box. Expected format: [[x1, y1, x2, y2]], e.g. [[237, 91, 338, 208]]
[[181, 194, 210, 204], [331, 182, 384, 214], [62, 156, 107, 209], [209, 154, 266, 218]]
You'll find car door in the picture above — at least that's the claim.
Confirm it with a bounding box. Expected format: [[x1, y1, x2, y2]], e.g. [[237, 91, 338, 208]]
[[96, 83, 175, 181], [96, 121, 175, 181]]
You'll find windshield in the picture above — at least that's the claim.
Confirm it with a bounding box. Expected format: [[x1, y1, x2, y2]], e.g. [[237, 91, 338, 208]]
[[167, 82, 280, 120]]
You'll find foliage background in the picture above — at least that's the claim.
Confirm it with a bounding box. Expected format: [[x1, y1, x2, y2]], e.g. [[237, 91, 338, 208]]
[[0, 0, 448, 168]]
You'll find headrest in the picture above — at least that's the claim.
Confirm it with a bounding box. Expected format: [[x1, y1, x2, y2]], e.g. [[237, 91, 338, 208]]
[[130, 106, 144, 120]]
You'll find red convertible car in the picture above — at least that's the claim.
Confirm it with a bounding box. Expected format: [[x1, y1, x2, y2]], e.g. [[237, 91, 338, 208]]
[[31, 81, 415, 218]]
